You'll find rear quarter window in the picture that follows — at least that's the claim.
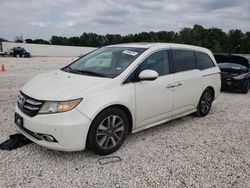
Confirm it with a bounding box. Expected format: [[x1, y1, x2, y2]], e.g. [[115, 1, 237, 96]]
[[196, 52, 215, 70], [172, 50, 196, 73]]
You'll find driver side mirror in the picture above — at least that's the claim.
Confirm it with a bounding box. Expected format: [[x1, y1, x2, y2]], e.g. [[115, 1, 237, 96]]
[[138, 70, 159, 81]]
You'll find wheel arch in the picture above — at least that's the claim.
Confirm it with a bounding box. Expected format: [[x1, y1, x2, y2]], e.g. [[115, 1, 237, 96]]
[[206, 86, 215, 100], [196, 86, 215, 107], [108, 104, 133, 133], [89, 104, 134, 133]]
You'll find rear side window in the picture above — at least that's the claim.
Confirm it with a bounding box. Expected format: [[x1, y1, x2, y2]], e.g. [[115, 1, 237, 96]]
[[172, 50, 196, 73], [196, 52, 215, 70]]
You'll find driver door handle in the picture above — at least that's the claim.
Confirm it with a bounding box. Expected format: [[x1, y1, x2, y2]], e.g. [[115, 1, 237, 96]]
[[175, 82, 183, 87], [166, 84, 175, 89], [166, 82, 183, 89]]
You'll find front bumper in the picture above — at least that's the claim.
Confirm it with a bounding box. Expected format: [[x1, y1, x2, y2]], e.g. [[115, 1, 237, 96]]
[[221, 78, 246, 90], [14, 106, 92, 151]]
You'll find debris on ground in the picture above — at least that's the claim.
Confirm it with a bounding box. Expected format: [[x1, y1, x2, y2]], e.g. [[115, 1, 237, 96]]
[[0, 134, 32, 150], [98, 156, 122, 165]]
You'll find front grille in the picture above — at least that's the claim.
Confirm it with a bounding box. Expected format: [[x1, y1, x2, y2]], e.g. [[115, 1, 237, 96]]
[[17, 92, 44, 117]]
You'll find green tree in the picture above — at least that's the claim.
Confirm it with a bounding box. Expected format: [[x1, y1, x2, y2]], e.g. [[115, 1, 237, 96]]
[[241, 32, 250, 54], [178, 27, 193, 44], [27, 25, 250, 54], [0, 37, 8, 42], [50, 36, 68, 45], [25, 38, 33, 43], [228, 30, 244, 53], [68, 37, 81, 46], [26, 39, 50, 44], [203, 28, 227, 53], [157, 31, 175, 42], [191, 25, 206, 46], [106, 34, 122, 45]]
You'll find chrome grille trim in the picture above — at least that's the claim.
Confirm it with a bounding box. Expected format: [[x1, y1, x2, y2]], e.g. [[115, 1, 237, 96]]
[[17, 92, 44, 117], [23, 104, 40, 111], [26, 99, 43, 106]]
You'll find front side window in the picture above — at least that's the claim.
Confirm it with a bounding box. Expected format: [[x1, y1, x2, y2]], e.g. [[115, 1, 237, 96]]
[[172, 50, 196, 73], [66, 47, 146, 78], [196, 52, 215, 70], [123, 50, 169, 84], [139, 50, 169, 76]]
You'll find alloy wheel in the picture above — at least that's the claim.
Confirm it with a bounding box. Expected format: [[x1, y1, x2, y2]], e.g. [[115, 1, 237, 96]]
[[96, 115, 125, 149], [200, 91, 212, 114]]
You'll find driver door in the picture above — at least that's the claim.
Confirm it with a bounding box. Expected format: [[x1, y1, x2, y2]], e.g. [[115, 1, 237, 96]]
[[135, 50, 175, 129]]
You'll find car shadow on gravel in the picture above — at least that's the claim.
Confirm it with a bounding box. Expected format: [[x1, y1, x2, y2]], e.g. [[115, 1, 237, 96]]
[[221, 90, 249, 94], [0, 114, 196, 164], [0, 134, 32, 150]]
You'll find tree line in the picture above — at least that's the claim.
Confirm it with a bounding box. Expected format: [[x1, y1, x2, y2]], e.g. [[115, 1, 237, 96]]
[[6, 25, 250, 53]]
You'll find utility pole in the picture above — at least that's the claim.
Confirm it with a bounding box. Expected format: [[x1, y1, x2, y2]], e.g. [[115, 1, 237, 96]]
[[21, 33, 24, 43]]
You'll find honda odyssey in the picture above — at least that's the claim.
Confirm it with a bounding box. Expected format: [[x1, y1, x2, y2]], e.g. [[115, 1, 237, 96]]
[[14, 43, 221, 155]]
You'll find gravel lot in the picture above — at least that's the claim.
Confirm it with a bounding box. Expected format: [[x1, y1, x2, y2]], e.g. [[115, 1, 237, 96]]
[[0, 57, 249, 187]]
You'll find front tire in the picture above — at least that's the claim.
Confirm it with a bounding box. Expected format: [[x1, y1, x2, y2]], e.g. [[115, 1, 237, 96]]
[[195, 88, 213, 117], [87, 107, 129, 155], [241, 80, 249, 94]]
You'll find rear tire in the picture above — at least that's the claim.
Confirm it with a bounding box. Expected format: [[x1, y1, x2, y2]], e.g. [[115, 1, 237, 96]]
[[87, 107, 129, 155], [241, 80, 249, 94], [195, 88, 213, 117]]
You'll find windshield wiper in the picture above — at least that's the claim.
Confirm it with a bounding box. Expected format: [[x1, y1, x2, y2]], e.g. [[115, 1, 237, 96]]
[[67, 67, 108, 77]]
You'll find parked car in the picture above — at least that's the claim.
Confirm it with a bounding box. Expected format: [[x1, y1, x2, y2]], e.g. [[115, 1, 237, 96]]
[[0, 51, 5, 56], [214, 54, 250, 94], [0, 49, 13, 57], [12, 47, 31, 58], [14, 43, 221, 155]]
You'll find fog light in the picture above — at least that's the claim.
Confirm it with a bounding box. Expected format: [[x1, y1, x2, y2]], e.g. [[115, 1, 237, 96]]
[[43, 135, 55, 142]]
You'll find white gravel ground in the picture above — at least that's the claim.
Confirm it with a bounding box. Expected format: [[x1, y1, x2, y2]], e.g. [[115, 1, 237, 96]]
[[0, 57, 249, 188]]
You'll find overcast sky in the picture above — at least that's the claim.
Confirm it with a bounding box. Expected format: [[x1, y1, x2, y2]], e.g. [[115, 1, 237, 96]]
[[0, 0, 249, 41]]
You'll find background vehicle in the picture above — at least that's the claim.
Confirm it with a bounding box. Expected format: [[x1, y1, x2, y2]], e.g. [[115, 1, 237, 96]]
[[0, 51, 5, 56], [15, 43, 221, 155], [0, 49, 13, 57], [214, 54, 250, 94], [12, 47, 31, 58]]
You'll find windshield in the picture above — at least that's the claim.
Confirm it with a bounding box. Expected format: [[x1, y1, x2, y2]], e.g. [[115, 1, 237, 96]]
[[218, 62, 248, 71], [65, 47, 146, 78]]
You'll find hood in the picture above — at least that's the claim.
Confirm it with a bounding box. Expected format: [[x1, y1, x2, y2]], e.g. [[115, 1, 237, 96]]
[[214, 54, 249, 68], [21, 70, 111, 101]]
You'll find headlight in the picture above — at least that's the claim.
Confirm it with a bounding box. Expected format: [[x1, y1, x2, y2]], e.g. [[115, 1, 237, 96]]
[[233, 73, 248, 80], [38, 98, 82, 114]]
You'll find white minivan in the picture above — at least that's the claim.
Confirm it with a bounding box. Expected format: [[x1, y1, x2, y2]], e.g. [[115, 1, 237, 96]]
[[15, 43, 221, 155]]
